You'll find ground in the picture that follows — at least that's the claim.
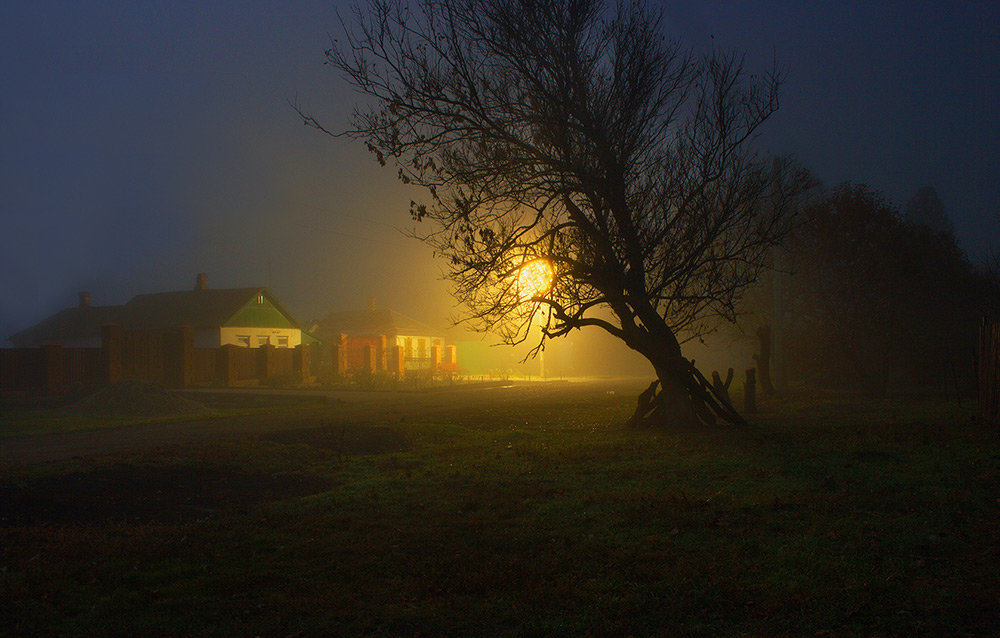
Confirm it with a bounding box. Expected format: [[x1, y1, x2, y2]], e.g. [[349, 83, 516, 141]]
[[1, 381, 998, 635]]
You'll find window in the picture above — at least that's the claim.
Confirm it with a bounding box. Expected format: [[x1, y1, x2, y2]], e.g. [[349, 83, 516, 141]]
[[256, 294, 264, 304], [236, 335, 250, 347], [404, 337, 413, 359], [276, 336, 289, 348], [418, 338, 426, 358], [257, 335, 270, 347]]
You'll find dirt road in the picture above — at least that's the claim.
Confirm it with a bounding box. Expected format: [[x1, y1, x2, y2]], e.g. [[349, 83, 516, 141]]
[[0, 380, 640, 468]]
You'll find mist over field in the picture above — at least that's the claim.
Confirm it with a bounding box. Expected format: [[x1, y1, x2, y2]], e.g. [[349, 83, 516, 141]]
[[2, 2, 1000, 634]]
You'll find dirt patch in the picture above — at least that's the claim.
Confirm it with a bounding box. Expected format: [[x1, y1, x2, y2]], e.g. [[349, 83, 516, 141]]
[[262, 422, 412, 456], [0, 463, 335, 526], [72, 380, 210, 418]]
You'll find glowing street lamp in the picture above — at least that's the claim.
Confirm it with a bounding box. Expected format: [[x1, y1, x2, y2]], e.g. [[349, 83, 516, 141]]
[[514, 259, 554, 380], [515, 259, 554, 301]]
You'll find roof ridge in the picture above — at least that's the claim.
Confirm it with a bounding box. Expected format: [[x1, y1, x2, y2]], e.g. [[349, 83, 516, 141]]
[[129, 286, 265, 298]]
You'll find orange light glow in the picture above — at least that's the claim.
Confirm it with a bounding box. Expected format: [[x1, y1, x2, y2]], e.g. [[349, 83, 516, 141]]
[[516, 259, 554, 300]]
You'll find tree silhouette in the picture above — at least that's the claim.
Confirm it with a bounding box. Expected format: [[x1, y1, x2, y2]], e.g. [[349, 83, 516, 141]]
[[904, 185, 953, 236], [306, 0, 798, 426], [772, 183, 980, 393]]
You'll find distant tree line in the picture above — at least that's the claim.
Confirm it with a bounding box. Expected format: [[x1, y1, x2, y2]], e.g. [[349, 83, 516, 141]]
[[739, 180, 999, 395]]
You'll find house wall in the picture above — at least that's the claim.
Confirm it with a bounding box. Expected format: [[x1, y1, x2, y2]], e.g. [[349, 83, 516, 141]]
[[393, 334, 445, 369], [219, 327, 301, 348]]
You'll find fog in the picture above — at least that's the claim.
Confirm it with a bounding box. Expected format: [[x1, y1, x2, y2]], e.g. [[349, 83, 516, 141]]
[[2, 2, 999, 384]]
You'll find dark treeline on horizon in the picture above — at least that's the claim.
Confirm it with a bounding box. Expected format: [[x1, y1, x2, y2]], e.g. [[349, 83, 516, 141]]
[[730, 174, 999, 396]]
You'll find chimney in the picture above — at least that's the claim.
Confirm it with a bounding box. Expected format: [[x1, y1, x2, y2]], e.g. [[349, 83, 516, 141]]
[[367, 296, 377, 312], [195, 273, 208, 290], [79, 291, 91, 308]]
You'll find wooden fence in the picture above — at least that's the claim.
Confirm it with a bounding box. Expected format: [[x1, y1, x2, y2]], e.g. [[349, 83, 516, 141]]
[[2, 326, 460, 395], [1, 325, 312, 395]]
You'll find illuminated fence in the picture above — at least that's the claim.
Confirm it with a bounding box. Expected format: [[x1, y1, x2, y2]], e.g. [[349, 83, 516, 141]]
[[306, 335, 458, 378], [979, 318, 1000, 426]]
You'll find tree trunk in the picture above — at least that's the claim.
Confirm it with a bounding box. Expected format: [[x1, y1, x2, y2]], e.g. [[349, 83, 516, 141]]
[[627, 355, 742, 429], [655, 362, 705, 427], [626, 365, 699, 429], [753, 325, 776, 396], [621, 313, 744, 429]]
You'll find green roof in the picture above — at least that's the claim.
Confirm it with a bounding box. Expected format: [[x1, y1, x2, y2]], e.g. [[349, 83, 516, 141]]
[[123, 288, 301, 330]]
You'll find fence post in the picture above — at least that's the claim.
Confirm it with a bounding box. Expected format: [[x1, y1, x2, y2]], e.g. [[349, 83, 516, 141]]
[[363, 344, 376, 375], [101, 324, 123, 385]]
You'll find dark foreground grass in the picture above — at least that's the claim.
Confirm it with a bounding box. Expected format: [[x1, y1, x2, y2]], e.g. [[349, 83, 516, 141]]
[[0, 386, 327, 438], [1, 388, 998, 636]]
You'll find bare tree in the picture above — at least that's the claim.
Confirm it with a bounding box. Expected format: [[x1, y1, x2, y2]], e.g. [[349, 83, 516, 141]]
[[304, 0, 795, 427]]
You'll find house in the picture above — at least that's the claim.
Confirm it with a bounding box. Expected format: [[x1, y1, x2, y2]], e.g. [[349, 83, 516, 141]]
[[311, 298, 457, 372], [7, 292, 124, 349], [8, 274, 308, 349]]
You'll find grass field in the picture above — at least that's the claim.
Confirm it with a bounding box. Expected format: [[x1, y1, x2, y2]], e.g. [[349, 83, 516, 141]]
[[2, 384, 998, 636], [0, 384, 328, 438]]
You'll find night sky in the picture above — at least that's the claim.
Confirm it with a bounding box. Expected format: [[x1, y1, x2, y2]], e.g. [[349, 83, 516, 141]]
[[2, 1, 999, 341]]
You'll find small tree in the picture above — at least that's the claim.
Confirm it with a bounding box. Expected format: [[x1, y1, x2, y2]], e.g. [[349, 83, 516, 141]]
[[306, 0, 796, 426]]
